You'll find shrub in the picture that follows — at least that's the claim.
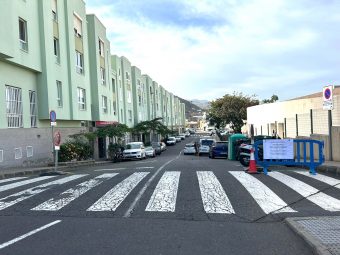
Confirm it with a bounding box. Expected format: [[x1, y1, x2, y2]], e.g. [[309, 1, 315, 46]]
[[59, 135, 93, 162]]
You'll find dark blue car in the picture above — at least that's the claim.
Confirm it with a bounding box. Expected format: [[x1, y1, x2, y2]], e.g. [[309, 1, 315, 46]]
[[209, 141, 228, 159]]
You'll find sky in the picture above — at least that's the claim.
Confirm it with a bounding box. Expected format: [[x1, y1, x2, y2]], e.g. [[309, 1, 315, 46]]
[[86, 0, 340, 102]]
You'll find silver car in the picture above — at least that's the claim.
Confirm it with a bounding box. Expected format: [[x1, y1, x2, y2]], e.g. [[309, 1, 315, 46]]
[[183, 143, 196, 155]]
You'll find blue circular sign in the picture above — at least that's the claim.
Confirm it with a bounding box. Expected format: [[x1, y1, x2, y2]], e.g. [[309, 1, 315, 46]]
[[324, 88, 331, 100], [50, 110, 56, 122]]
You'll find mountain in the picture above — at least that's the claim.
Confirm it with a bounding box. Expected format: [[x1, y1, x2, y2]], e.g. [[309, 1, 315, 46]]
[[177, 97, 203, 120], [190, 99, 210, 110]]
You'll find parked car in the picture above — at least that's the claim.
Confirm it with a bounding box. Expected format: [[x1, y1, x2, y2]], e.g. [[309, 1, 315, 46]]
[[199, 138, 216, 155], [185, 132, 190, 137], [209, 141, 228, 158], [166, 137, 176, 146], [179, 134, 186, 140], [151, 142, 162, 155], [175, 136, 182, 142], [123, 142, 146, 160], [183, 143, 196, 155], [145, 146, 156, 158]]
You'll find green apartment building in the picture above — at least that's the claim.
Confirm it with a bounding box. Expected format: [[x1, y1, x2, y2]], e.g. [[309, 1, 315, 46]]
[[0, 0, 185, 168]]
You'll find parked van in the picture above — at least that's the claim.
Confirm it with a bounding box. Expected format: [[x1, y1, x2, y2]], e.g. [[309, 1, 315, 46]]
[[123, 142, 146, 160], [199, 138, 216, 155]]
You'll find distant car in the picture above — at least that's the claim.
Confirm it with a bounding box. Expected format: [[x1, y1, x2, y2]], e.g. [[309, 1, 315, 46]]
[[185, 132, 190, 137], [179, 134, 186, 140], [209, 141, 228, 159], [183, 143, 196, 155], [175, 136, 182, 142], [161, 142, 167, 151], [199, 138, 216, 155], [166, 137, 176, 145], [151, 142, 162, 155], [123, 142, 146, 160], [145, 146, 156, 158]]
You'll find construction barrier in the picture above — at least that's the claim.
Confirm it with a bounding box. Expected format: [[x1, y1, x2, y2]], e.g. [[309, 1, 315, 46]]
[[254, 139, 325, 175]]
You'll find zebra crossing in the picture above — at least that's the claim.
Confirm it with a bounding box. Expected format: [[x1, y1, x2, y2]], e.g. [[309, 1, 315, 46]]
[[0, 170, 340, 217]]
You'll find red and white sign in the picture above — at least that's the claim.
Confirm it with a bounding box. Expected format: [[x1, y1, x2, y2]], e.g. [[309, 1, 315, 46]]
[[95, 121, 119, 127], [54, 131, 61, 146]]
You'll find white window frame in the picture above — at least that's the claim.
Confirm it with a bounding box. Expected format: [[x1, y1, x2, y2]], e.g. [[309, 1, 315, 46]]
[[54, 37, 60, 63], [29, 90, 37, 128], [75, 51, 84, 74], [127, 90, 131, 103], [19, 18, 28, 51], [77, 87, 86, 110], [102, 95, 107, 114], [100, 67, 105, 85], [73, 13, 82, 38], [6, 85, 23, 128], [14, 147, 22, 159], [56, 80, 63, 107], [119, 81, 123, 102], [0, 150, 3, 163], [26, 146, 33, 157], [128, 110, 132, 122]]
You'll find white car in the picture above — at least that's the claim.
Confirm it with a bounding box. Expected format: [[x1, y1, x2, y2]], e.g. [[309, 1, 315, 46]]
[[145, 146, 156, 158], [166, 137, 176, 145], [161, 142, 167, 151], [123, 142, 146, 160], [199, 138, 216, 155], [183, 143, 196, 155]]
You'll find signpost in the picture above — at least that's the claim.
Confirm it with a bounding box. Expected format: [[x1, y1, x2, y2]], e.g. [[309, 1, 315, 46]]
[[322, 85, 334, 161], [54, 131, 61, 171], [50, 110, 57, 162]]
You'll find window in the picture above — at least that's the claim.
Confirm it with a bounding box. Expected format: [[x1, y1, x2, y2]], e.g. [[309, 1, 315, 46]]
[[125, 72, 130, 80], [6, 86, 23, 128], [113, 102, 116, 115], [73, 14, 82, 37], [52, 0, 58, 21], [54, 37, 60, 63], [56, 81, 63, 107], [102, 96, 107, 113], [112, 79, 116, 92], [99, 39, 104, 57], [119, 81, 123, 101], [19, 18, 28, 51], [77, 87, 86, 110], [75, 51, 83, 74], [127, 90, 131, 103], [29, 90, 37, 128], [120, 109, 123, 121], [100, 68, 105, 85], [128, 110, 132, 122]]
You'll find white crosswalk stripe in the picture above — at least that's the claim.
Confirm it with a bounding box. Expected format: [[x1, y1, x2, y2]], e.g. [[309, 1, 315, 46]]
[[295, 171, 340, 188], [145, 171, 181, 212], [32, 173, 117, 211], [87, 172, 149, 212], [197, 171, 234, 214], [269, 172, 340, 211], [229, 172, 296, 214], [0, 176, 55, 193], [0, 177, 27, 184], [0, 175, 86, 211]]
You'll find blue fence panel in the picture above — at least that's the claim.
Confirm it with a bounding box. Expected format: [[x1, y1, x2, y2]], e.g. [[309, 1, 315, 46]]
[[254, 139, 324, 175]]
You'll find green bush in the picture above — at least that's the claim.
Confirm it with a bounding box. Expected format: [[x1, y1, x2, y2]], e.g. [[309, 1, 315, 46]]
[[59, 135, 93, 162]]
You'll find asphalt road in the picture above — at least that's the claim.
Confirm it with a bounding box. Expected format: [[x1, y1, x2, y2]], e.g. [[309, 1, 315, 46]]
[[1, 133, 340, 254]]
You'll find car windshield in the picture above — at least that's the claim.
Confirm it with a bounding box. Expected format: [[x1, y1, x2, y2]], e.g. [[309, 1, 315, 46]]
[[185, 144, 194, 147], [126, 144, 141, 149], [216, 143, 227, 148], [169, 138, 176, 141], [152, 143, 160, 147], [201, 140, 214, 146], [145, 147, 153, 151]]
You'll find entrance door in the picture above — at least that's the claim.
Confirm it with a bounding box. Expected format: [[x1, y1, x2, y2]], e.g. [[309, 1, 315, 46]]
[[98, 137, 106, 159]]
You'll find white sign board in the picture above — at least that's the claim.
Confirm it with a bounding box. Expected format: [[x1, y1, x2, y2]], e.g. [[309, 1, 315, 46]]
[[51, 122, 57, 126], [263, 139, 294, 160], [322, 85, 334, 110]]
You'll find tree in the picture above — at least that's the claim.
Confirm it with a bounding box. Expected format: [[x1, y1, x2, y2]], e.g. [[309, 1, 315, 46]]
[[262, 94, 279, 104], [95, 123, 130, 143], [131, 118, 173, 141], [209, 92, 259, 133]]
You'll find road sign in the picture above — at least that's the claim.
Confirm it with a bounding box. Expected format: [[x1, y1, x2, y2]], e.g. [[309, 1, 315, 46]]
[[54, 131, 61, 146], [50, 110, 57, 122], [323, 85, 334, 110], [51, 122, 57, 126]]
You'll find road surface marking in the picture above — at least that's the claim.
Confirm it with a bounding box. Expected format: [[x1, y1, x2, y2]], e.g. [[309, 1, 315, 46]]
[[0, 175, 86, 211], [0, 177, 27, 184], [135, 167, 154, 169], [94, 168, 126, 171], [135, 160, 157, 164], [229, 171, 296, 214], [295, 171, 340, 188], [124, 158, 177, 217], [197, 171, 234, 214], [0, 176, 55, 193], [32, 173, 117, 211], [0, 220, 61, 250], [88, 172, 149, 211], [270, 172, 340, 211], [145, 171, 181, 212]]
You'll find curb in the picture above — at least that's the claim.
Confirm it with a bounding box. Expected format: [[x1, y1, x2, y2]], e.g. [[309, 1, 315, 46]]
[[316, 165, 340, 176], [0, 160, 112, 180], [285, 217, 333, 255]]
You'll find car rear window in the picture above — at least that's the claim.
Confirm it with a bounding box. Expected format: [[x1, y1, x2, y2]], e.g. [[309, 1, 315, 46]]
[[201, 140, 214, 146]]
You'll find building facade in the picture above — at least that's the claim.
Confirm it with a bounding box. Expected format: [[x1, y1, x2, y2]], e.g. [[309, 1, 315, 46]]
[[0, 0, 185, 168]]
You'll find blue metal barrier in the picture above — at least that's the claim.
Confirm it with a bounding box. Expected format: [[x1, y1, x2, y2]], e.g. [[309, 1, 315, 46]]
[[254, 139, 325, 175]]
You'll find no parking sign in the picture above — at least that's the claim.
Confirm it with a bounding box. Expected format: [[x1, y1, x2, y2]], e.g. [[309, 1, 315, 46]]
[[323, 85, 334, 110]]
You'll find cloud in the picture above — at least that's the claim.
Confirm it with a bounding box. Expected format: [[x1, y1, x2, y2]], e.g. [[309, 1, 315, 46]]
[[86, 0, 340, 102]]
